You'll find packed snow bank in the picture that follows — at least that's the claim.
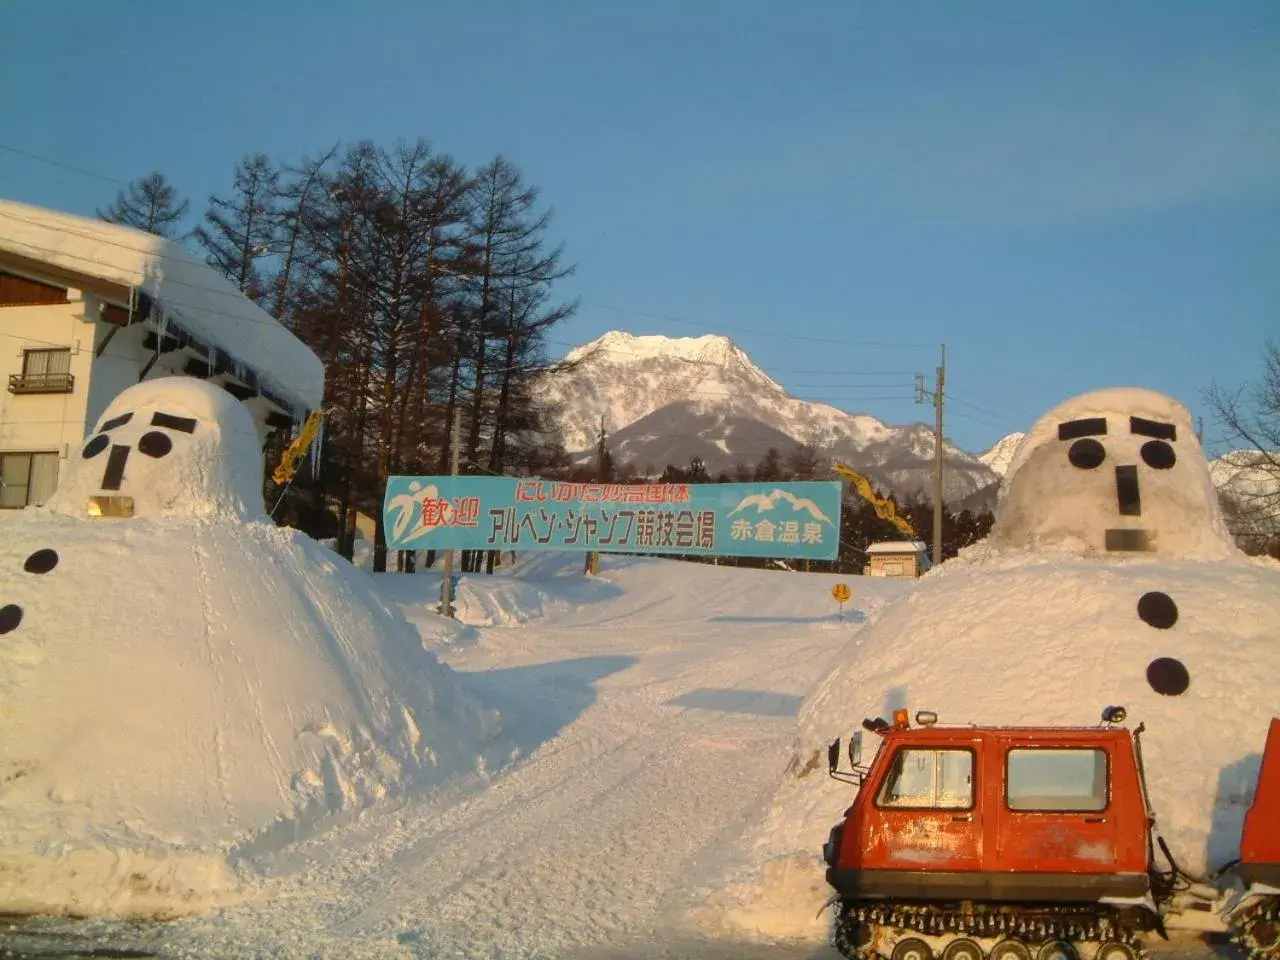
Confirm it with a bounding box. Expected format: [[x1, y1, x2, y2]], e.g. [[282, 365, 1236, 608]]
[[720, 387, 1280, 943], [375, 553, 626, 632], [0, 379, 505, 918]]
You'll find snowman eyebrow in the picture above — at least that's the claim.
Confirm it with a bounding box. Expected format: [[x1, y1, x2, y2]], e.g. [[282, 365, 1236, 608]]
[[150, 412, 197, 433], [1130, 416, 1176, 440], [99, 412, 133, 431], [1058, 418, 1107, 441]]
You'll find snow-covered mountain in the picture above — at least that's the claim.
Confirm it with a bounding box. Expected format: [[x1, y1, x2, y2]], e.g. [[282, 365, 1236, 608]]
[[978, 431, 1025, 476], [538, 331, 999, 503]]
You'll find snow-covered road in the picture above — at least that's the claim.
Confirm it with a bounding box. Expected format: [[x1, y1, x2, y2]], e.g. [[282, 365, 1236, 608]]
[[141, 557, 894, 957], [0, 556, 1235, 959]]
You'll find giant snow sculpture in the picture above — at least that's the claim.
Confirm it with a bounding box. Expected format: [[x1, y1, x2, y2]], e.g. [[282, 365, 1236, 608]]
[[987, 386, 1236, 562], [759, 387, 1280, 892], [0, 377, 505, 917]]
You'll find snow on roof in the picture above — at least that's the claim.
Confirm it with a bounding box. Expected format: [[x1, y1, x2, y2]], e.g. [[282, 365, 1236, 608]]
[[0, 198, 324, 416], [865, 540, 928, 554]]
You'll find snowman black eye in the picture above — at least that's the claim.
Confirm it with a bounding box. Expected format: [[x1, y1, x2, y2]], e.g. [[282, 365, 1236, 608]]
[[1141, 440, 1176, 470], [83, 434, 110, 459], [1068, 438, 1106, 469], [138, 431, 173, 458]]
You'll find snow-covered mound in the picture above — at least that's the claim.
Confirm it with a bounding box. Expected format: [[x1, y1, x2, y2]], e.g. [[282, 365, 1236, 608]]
[[0, 378, 505, 918], [724, 386, 1280, 942]]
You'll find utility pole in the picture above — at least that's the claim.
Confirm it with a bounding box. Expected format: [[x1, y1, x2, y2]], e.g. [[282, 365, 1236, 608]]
[[440, 409, 461, 618], [1197, 416, 1204, 447], [585, 415, 604, 576], [915, 344, 946, 568]]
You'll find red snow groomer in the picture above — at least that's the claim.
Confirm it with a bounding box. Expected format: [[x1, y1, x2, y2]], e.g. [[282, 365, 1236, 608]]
[[1229, 717, 1280, 959], [821, 708, 1280, 960]]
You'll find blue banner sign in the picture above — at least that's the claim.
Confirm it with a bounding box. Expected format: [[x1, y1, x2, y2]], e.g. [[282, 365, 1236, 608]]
[[383, 477, 841, 561]]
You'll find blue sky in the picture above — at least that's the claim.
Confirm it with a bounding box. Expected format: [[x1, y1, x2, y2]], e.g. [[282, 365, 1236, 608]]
[[2, 1, 1277, 455]]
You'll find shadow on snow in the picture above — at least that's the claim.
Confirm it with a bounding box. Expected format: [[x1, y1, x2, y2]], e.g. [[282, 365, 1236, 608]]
[[667, 687, 805, 718], [458, 654, 639, 756], [709, 612, 866, 625]]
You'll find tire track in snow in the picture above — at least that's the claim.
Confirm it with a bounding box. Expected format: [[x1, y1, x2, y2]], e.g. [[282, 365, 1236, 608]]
[[318, 623, 840, 950], [191, 529, 233, 825], [213, 527, 291, 807]]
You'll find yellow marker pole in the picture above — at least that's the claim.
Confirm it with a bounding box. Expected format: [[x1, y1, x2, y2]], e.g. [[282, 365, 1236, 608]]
[[831, 582, 852, 621]]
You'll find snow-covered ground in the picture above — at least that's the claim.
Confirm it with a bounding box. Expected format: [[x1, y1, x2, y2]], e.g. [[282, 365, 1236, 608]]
[[0, 379, 506, 920], [2, 379, 1260, 959], [2, 553, 909, 957], [1, 553, 1242, 959]]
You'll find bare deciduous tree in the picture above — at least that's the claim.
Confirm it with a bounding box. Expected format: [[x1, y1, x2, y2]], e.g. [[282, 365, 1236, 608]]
[[1206, 339, 1280, 553]]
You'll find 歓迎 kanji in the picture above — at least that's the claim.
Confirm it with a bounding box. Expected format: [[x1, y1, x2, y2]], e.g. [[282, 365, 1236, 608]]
[[452, 496, 480, 527]]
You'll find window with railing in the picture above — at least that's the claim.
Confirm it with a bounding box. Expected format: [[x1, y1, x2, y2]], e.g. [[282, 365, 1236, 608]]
[[9, 347, 74, 394], [0, 452, 60, 508]]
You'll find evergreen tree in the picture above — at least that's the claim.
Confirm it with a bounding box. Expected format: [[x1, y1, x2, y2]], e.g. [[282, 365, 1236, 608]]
[[754, 447, 786, 482], [194, 154, 279, 301], [98, 172, 189, 237]]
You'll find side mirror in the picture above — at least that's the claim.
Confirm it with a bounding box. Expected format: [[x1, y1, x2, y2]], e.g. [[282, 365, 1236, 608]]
[[849, 732, 863, 767], [828, 738, 841, 776]]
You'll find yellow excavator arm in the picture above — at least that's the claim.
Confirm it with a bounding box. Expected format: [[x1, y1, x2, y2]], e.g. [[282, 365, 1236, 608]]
[[832, 462, 917, 538], [272, 410, 324, 486]]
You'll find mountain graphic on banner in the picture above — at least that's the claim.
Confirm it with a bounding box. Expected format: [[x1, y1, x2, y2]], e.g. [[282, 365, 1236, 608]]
[[727, 489, 835, 525]]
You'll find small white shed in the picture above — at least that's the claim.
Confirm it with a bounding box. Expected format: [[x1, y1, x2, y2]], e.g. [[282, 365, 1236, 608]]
[[864, 540, 931, 578]]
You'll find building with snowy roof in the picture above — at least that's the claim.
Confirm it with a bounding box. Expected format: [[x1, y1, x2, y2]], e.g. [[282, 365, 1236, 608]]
[[0, 198, 323, 509], [863, 540, 931, 577]]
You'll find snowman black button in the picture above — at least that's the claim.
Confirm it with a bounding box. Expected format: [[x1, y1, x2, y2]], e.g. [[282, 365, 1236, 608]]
[[0, 548, 60, 635]]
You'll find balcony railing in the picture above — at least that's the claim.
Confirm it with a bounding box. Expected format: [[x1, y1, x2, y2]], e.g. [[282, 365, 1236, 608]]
[[8, 372, 75, 395]]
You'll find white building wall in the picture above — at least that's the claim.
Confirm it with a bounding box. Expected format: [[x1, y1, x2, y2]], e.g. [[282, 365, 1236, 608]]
[[0, 299, 97, 495]]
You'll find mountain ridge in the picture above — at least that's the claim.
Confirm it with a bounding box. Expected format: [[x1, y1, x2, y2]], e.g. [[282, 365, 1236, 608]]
[[538, 330, 1000, 504]]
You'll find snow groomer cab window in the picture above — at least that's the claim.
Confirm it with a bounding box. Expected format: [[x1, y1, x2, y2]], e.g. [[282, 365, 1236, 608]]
[[1006, 747, 1109, 812], [875, 748, 975, 810]]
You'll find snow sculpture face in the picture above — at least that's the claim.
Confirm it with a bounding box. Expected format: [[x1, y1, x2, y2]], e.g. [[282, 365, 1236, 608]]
[[988, 387, 1235, 560], [47, 377, 268, 522]]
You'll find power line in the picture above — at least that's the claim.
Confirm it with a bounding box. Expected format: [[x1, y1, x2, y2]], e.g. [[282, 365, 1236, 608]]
[[3, 211, 932, 369], [544, 335, 915, 377], [949, 408, 1010, 433], [580, 300, 932, 349], [946, 395, 1018, 429], [0, 143, 129, 187], [948, 387, 1031, 420], [0, 146, 931, 354]]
